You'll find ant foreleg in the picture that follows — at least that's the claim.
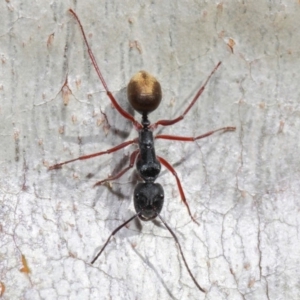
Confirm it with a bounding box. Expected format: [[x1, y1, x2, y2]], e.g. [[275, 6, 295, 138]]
[[151, 62, 222, 130], [49, 138, 138, 170], [157, 156, 199, 225], [155, 126, 236, 142], [94, 150, 139, 187]]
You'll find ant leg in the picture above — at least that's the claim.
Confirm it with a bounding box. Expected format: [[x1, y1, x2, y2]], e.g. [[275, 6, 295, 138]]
[[151, 62, 222, 130], [49, 138, 138, 170], [158, 215, 206, 293], [155, 126, 236, 141], [157, 156, 199, 225], [94, 149, 139, 187], [68, 9, 141, 129]]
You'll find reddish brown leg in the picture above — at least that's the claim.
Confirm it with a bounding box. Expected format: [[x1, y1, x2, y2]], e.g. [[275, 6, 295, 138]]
[[151, 62, 222, 130], [94, 150, 139, 187], [155, 126, 236, 141], [49, 138, 137, 170], [68, 9, 141, 130], [157, 156, 199, 225]]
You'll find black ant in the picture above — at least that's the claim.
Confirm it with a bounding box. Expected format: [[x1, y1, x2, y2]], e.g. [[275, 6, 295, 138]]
[[49, 9, 236, 293]]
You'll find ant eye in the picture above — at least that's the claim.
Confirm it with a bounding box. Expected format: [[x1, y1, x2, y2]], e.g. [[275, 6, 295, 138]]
[[153, 194, 163, 204]]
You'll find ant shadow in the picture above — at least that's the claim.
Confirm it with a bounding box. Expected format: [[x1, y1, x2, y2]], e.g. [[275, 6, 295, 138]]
[[131, 245, 178, 300]]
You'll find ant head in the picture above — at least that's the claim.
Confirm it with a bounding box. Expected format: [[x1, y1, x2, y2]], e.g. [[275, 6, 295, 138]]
[[127, 71, 162, 115], [134, 182, 164, 221]]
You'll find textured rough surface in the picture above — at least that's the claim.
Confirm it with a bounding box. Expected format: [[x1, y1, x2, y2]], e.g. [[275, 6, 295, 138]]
[[1, 1, 300, 299]]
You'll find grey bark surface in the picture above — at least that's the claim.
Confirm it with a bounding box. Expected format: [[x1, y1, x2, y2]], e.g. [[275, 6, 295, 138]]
[[1, 1, 299, 299]]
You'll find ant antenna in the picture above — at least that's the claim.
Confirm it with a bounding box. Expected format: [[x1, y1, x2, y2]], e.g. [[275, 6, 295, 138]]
[[158, 215, 206, 293], [91, 213, 139, 264], [91, 212, 206, 293]]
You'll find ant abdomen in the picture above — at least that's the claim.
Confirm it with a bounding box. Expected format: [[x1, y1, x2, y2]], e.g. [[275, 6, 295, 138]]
[[127, 71, 162, 114]]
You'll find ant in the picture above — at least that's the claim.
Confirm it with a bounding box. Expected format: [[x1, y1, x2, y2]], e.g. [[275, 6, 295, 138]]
[[49, 9, 236, 293]]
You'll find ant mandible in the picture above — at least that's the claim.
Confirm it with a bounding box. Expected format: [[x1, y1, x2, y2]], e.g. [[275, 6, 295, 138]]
[[49, 9, 236, 293]]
